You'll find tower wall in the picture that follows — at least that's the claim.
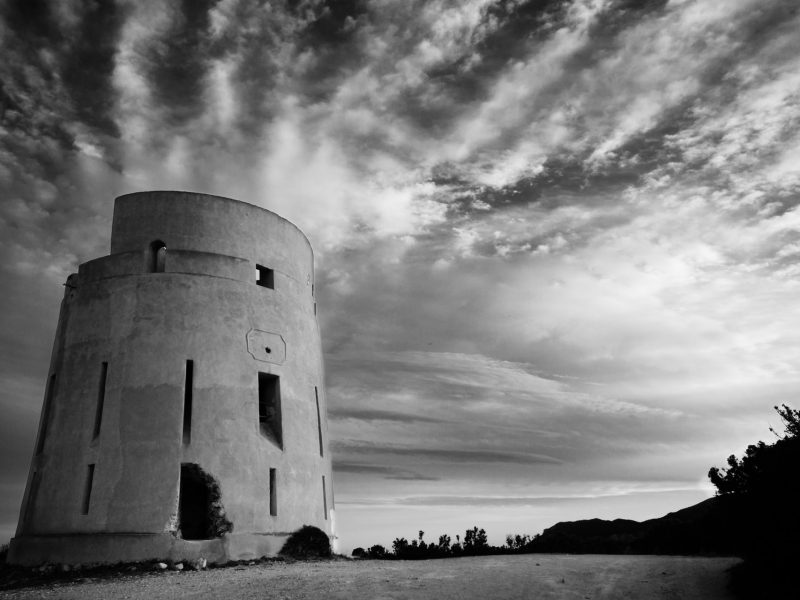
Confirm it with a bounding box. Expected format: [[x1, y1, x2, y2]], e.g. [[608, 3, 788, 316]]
[[9, 191, 333, 565]]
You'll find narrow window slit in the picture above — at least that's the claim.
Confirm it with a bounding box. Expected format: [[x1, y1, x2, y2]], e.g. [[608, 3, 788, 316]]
[[36, 373, 56, 455], [82, 464, 95, 515], [315, 387, 324, 457], [183, 360, 193, 445], [269, 468, 277, 516], [322, 476, 328, 520], [93, 362, 108, 440], [258, 373, 282, 448], [256, 265, 274, 289]]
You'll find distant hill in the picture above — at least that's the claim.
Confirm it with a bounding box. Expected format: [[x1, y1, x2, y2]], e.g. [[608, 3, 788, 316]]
[[527, 496, 744, 556]]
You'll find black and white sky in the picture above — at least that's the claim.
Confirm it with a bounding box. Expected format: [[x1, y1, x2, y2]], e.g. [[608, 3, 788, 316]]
[[2, 0, 800, 552]]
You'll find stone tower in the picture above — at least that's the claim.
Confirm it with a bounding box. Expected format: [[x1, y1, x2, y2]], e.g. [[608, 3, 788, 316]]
[[9, 191, 333, 565]]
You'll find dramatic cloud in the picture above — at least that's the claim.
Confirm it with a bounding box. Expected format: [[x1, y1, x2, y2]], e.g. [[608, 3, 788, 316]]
[[2, 0, 799, 550]]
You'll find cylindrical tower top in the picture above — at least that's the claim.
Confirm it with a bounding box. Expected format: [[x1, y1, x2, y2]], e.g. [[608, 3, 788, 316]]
[[111, 191, 313, 280]]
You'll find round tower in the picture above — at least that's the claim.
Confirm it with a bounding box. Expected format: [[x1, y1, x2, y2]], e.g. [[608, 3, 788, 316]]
[[9, 191, 333, 565]]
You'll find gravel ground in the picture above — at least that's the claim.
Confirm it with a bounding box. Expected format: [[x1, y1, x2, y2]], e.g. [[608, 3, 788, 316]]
[[0, 554, 741, 600]]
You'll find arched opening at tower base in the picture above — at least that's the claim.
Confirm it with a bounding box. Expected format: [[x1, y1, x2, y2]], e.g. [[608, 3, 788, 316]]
[[178, 463, 233, 540]]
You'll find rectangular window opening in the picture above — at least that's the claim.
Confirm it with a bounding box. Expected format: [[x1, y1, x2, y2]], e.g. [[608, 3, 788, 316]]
[[183, 360, 193, 445], [36, 373, 56, 455], [93, 362, 108, 440], [258, 373, 282, 448], [82, 464, 95, 515], [322, 475, 328, 520], [256, 264, 274, 289], [315, 387, 323, 457], [269, 468, 277, 516]]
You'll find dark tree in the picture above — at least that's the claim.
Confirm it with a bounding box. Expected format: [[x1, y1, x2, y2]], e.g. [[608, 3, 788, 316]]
[[463, 526, 488, 554], [392, 537, 409, 557], [707, 404, 800, 596], [771, 403, 800, 438], [708, 404, 800, 500], [505, 533, 532, 551], [367, 544, 388, 559]]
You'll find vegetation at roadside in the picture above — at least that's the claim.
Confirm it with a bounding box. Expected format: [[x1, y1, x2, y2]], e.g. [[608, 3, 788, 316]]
[[352, 526, 504, 560], [707, 404, 799, 598], [350, 501, 740, 560], [353, 404, 799, 577]]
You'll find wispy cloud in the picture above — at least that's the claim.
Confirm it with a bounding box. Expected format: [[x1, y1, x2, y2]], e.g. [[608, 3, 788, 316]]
[[333, 462, 439, 481], [391, 487, 708, 507], [329, 408, 443, 424], [333, 441, 563, 465]]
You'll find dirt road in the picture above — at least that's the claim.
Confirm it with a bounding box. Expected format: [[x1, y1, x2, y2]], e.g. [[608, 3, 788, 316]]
[[0, 554, 740, 600]]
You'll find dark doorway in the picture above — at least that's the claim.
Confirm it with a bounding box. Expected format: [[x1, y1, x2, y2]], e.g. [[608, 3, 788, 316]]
[[178, 463, 233, 540]]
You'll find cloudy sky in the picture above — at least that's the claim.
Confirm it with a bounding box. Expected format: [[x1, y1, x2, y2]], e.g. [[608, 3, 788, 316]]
[[2, 0, 800, 552]]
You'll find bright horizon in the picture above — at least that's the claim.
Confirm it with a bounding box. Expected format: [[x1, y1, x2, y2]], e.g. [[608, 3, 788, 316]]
[[2, 0, 799, 555]]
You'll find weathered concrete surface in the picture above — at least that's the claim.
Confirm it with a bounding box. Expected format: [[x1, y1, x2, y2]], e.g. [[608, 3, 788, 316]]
[[0, 555, 741, 600], [9, 192, 333, 565]]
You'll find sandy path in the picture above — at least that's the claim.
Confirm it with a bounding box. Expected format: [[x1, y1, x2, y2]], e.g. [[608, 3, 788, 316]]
[[0, 554, 740, 600]]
